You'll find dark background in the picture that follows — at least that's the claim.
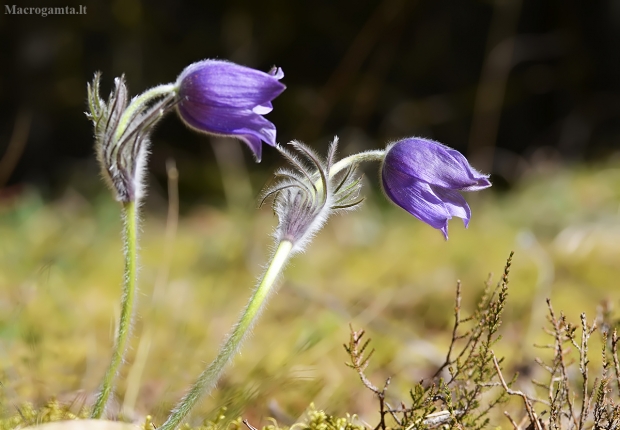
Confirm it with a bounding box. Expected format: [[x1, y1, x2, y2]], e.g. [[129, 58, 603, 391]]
[[1, 0, 619, 204]]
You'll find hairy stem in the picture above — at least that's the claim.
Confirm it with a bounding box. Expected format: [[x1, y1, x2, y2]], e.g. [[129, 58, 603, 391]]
[[114, 83, 177, 142], [91, 201, 139, 418], [160, 240, 294, 430], [329, 149, 385, 177], [313, 149, 386, 194]]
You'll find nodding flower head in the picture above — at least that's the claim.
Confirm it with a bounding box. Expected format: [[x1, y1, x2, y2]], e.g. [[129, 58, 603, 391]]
[[86, 73, 176, 203], [380, 137, 491, 239], [261, 138, 363, 253], [175, 60, 286, 162]]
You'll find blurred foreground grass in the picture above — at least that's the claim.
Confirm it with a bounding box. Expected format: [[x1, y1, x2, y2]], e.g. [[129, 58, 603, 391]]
[[1, 160, 620, 428]]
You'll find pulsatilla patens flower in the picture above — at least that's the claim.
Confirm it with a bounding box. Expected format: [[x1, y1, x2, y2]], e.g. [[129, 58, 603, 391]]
[[175, 60, 286, 162], [381, 137, 491, 239]]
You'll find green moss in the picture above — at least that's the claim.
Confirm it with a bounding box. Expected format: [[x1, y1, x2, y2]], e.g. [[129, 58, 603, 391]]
[[0, 399, 89, 430], [0, 403, 361, 430]]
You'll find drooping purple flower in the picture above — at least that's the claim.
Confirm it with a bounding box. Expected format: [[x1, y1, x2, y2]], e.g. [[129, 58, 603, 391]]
[[380, 137, 491, 239], [175, 60, 286, 162]]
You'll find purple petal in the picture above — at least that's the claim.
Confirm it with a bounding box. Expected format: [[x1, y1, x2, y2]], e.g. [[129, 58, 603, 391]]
[[431, 186, 471, 227], [177, 60, 285, 109], [269, 66, 284, 79], [177, 102, 276, 161], [253, 101, 273, 115], [385, 138, 491, 191], [175, 60, 286, 160], [382, 169, 472, 239]]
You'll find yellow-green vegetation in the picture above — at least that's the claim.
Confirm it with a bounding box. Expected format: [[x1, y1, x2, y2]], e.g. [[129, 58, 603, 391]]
[[1, 161, 620, 428], [0, 402, 362, 430], [0, 399, 90, 429]]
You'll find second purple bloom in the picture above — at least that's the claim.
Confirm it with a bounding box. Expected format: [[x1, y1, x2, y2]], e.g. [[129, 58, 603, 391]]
[[381, 137, 491, 239], [175, 60, 286, 161]]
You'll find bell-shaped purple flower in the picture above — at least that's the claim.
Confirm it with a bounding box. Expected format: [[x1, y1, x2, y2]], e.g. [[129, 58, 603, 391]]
[[381, 137, 491, 239], [175, 60, 286, 162]]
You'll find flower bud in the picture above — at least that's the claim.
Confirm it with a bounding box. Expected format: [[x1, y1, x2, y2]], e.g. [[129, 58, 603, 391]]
[[86, 73, 176, 203], [380, 137, 491, 239], [175, 60, 286, 162]]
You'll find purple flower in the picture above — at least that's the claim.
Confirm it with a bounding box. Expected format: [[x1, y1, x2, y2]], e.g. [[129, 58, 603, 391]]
[[175, 60, 286, 161], [381, 137, 491, 239]]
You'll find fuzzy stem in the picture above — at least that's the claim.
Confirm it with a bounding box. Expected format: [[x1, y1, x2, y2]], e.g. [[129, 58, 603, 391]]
[[91, 201, 139, 418], [114, 83, 177, 142], [314, 149, 386, 194], [329, 149, 385, 177], [160, 240, 294, 430]]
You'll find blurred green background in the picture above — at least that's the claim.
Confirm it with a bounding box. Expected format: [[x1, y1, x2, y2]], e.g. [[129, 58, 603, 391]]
[[1, 0, 620, 427]]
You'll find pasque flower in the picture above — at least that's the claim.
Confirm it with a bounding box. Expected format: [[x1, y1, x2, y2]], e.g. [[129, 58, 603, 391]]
[[86, 72, 177, 418], [381, 137, 491, 239], [175, 60, 286, 162], [159, 139, 364, 430], [85, 59, 285, 420]]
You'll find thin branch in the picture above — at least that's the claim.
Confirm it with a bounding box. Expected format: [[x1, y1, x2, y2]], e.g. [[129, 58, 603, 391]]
[[503, 411, 520, 430], [492, 352, 543, 430], [242, 419, 258, 430], [612, 329, 620, 396], [433, 281, 462, 378], [547, 299, 578, 427], [578, 313, 593, 430]]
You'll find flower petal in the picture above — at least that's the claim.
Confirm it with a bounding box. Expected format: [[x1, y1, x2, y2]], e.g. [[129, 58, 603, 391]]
[[385, 138, 491, 191], [431, 186, 471, 227], [269, 66, 284, 79], [177, 103, 276, 161], [382, 169, 473, 239], [252, 102, 273, 115], [175, 60, 285, 160], [177, 60, 286, 109]]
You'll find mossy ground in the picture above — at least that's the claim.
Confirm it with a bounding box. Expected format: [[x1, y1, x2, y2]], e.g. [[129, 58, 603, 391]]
[[1, 161, 620, 428]]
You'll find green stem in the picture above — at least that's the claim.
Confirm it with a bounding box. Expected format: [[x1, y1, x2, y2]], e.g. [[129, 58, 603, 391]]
[[329, 149, 386, 177], [314, 149, 386, 194], [114, 83, 177, 142], [91, 201, 139, 418], [160, 240, 294, 430]]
